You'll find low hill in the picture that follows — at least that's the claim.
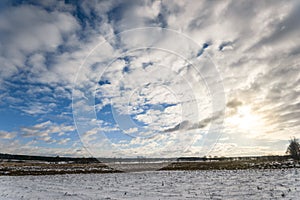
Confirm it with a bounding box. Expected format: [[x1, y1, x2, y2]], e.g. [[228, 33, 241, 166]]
[[0, 153, 99, 164]]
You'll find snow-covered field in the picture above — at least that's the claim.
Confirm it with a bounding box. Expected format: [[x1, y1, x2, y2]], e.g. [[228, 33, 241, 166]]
[[0, 169, 299, 199]]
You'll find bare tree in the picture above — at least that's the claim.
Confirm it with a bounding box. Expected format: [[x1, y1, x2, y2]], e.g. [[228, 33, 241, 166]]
[[286, 137, 300, 160]]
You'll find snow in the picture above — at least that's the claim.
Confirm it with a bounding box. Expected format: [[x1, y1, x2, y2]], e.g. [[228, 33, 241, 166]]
[[0, 169, 299, 199]]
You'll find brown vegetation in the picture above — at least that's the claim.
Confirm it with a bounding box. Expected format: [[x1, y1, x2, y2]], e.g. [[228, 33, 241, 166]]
[[0, 162, 121, 176], [160, 159, 300, 171]]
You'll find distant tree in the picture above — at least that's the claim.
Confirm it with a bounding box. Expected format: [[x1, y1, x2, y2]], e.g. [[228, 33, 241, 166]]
[[286, 137, 300, 160]]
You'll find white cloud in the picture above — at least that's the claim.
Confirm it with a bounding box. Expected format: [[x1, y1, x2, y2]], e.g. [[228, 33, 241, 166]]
[[123, 127, 138, 134], [58, 138, 71, 145], [0, 5, 79, 81], [20, 121, 75, 145], [1, 0, 299, 157], [0, 131, 16, 139]]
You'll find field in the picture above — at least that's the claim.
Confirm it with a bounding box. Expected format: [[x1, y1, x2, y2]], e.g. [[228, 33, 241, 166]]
[[1, 157, 298, 175], [0, 162, 120, 176], [0, 169, 299, 199]]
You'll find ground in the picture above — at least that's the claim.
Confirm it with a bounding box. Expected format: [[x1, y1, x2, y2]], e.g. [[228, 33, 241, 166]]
[[0, 169, 299, 199]]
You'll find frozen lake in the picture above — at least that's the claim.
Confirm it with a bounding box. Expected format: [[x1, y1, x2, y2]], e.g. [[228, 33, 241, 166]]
[[0, 169, 299, 199]]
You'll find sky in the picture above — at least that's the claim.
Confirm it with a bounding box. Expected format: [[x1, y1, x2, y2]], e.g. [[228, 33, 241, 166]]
[[0, 0, 299, 158]]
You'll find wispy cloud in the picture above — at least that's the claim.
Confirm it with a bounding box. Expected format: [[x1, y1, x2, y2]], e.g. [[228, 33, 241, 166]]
[[0, 130, 16, 139]]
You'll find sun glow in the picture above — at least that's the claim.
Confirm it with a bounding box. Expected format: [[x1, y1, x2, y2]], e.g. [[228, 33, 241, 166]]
[[226, 105, 264, 133]]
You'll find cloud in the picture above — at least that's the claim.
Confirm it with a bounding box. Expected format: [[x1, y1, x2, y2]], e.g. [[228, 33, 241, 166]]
[[164, 111, 223, 133], [0, 4, 79, 81], [72, 0, 300, 157], [20, 121, 75, 144], [58, 138, 71, 145], [227, 99, 243, 109], [0, 138, 89, 157], [0, 131, 16, 139], [123, 127, 138, 134], [0, 0, 299, 157]]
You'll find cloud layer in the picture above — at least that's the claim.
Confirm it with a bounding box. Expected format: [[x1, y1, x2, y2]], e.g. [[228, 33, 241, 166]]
[[0, 0, 299, 157]]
